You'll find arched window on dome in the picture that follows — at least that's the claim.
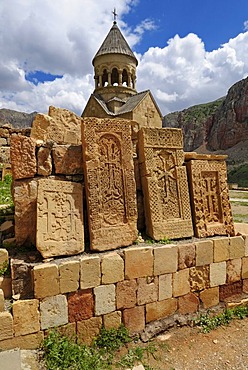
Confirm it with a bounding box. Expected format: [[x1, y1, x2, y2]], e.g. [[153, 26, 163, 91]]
[[111, 68, 119, 86], [122, 69, 128, 87], [102, 69, 108, 87]]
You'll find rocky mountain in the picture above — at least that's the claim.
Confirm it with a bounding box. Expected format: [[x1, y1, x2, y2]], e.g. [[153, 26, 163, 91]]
[[163, 76, 248, 186], [0, 109, 37, 128]]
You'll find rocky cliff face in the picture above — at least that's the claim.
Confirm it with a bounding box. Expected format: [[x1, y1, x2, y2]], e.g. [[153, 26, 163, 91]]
[[163, 76, 248, 153], [206, 77, 248, 151]]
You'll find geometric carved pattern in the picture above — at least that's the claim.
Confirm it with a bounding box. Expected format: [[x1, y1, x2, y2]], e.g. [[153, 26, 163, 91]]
[[186, 155, 235, 238], [37, 179, 84, 258], [82, 118, 138, 251], [138, 127, 193, 240]]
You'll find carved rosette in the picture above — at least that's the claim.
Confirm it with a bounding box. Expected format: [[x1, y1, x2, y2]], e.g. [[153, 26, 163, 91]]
[[82, 118, 138, 251], [186, 159, 235, 238]]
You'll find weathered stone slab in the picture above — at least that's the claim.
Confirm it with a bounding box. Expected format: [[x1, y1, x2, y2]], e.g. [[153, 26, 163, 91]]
[[13, 178, 38, 246], [52, 145, 83, 175], [31, 106, 82, 145], [37, 146, 52, 176], [37, 179, 84, 258], [185, 155, 235, 238], [40, 295, 68, 330], [10, 135, 36, 179], [12, 299, 40, 336], [82, 118, 138, 251], [138, 127, 193, 240]]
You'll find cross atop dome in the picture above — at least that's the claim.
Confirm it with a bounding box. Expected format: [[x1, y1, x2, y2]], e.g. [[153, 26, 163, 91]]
[[112, 8, 118, 24]]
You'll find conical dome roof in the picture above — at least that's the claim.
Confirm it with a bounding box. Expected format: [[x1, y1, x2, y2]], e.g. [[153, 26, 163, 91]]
[[93, 22, 138, 65]]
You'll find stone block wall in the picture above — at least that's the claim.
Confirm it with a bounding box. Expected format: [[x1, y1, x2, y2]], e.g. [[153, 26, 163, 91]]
[[0, 234, 248, 349]]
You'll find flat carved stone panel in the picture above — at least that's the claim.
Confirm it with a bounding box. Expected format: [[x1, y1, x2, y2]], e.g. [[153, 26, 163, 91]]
[[37, 179, 84, 258], [82, 118, 138, 251], [186, 158, 235, 238], [138, 127, 193, 240]]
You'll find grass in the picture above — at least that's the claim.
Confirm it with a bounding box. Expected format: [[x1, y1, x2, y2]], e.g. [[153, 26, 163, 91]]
[[228, 163, 248, 188], [195, 305, 248, 333], [42, 325, 160, 370], [0, 174, 13, 206]]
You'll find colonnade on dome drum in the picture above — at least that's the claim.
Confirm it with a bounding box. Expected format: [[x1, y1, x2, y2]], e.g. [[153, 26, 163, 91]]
[[94, 66, 136, 90]]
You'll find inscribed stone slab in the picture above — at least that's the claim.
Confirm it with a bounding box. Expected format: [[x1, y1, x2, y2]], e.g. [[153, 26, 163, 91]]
[[82, 118, 138, 251], [138, 127, 193, 240], [186, 156, 235, 238], [37, 179, 84, 258], [31, 106, 82, 145]]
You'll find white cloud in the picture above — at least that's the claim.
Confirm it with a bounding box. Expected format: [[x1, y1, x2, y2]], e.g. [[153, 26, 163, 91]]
[[244, 20, 248, 31], [0, 1, 248, 117], [137, 32, 248, 114]]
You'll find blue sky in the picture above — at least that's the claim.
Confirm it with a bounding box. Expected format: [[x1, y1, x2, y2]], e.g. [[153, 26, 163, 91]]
[[0, 0, 248, 115], [125, 0, 248, 53]]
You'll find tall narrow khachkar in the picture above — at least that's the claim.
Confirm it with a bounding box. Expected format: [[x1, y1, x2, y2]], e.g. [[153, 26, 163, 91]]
[[82, 118, 138, 251], [185, 153, 235, 238], [37, 179, 84, 258], [138, 127, 193, 240]]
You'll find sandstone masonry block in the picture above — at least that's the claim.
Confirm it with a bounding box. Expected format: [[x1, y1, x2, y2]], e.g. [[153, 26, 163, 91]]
[[213, 238, 229, 262], [94, 284, 116, 316], [210, 262, 226, 287], [195, 240, 213, 266], [189, 266, 210, 291], [40, 295, 68, 330], [125, 247, 153, 279], [0, 332, 44, 350], [244, 235, 248, 257], [0, 312, 13, 340], [13, 299, 40, 336], [10, 135, 36, 179], [178, 293, 199, 314], [159, 274, 172, 301], [77, 317, 102, 346], [80, 256, 100, 289], [226, 259, 241, 283], [33, 263, 59, 299], [229, 236, 245, 259], [56, 323, 76, 340], [0, 248, 8, 266], [0, 289, 4, 311], [242, 257, 248, 279], [103, 311, 122, 330], [101, 253, 124, 284], [178, 243, 195, 270], [123, 306, 145, 333], [0, 277, 12, 299], [146, 298, 177, 323], [219, 282, 242, 301], [173, 269, 190, 297], [200, 287, 219, 308], [37, 146, 52, 176], [13, 178, 38, 246], [243, 279, 248, 294], [137, 277, 158, 305], [53, 145, 83, 175], [116, 279, 137, 309], [59, 260, 80, 293], [68, 289, 94, 322], [154, 245, 178, 275]]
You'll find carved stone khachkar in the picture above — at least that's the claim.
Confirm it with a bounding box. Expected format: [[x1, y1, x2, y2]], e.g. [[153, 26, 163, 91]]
[[138, 127, 193, 240], [37, 179, 84, 258], [185, 153, 235, 238], [82, 118, 138, 251]]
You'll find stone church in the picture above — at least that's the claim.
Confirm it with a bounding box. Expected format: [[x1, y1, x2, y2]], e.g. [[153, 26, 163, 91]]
[[82, 20, 163, 128]]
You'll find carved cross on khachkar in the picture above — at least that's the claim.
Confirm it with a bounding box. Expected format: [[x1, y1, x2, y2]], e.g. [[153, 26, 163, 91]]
[[112, 8, 118, 23], [145, 108, 155, 126]]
